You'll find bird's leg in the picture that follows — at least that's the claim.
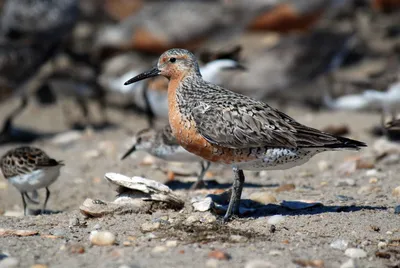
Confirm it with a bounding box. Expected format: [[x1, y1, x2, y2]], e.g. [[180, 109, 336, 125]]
[[20, 192, 27, 216], [42, 187, 50, 214], [223, 167, 245, 222], [190, 161, 211, 190]]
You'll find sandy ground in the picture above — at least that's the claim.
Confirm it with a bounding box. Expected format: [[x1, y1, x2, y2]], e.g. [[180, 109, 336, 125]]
[[0, 98, 399, 268]]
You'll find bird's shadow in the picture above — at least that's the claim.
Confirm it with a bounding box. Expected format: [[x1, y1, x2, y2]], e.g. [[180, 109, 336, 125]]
[[28, 209, 63, 216], [217, 199, 388, 219]]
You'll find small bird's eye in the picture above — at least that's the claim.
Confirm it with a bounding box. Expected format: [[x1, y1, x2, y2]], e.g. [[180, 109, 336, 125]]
[[137, 137, 142, 143], [169, 57, 176, 63]]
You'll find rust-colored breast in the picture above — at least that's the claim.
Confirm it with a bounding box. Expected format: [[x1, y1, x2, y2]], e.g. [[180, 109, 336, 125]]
[[167, 78, 257, 164], [249, 4, 323, 33]]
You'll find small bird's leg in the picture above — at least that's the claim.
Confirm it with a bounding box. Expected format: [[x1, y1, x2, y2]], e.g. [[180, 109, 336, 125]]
[[223, 167, 245, 222], [190, 161, 211, 190], [42, 187, 51, 214], [20, 192, 27, 216]]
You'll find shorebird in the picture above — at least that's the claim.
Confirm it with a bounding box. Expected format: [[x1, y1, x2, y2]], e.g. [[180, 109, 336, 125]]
[[124, 48, 367, 221], [121, 125, 211, 189], [0, 146, 64, 215]]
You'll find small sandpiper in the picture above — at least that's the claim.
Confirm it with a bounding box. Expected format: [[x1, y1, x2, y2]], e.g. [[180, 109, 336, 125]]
[[124, 48, 367, 221], [121, 125, 211, 189], [0, 146, 64, 215]]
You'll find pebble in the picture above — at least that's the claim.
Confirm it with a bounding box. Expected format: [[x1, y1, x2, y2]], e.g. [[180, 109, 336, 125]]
[[318, 160, 332, 172], [344, 248, 367, 258], [83, 150, 101, 159], [68, 243, 85, 254], [394, 205, 400, 214], [336, 195, 354, 202], [31, 265, 48, 268], [340, 259, 358, 268], [68, 217, 80, 227], [51, 131, 82, 146], [365, 169, 379, 176], [268, 250, 283, 256], [392, 186, 400, 197], [334, 179, 356, 187], [141, 222, 160, 232], [166, 240, 178, 247], [89, 231, 116, 246], [192, 197, 213, 212], [200, 213, 217, 224], [230, 235, 246, 243], [330, 239, 349, 250], [378, 241, 387, 249], [0, 229, 38, 237], [205, 259, 219, 268], [185, 215, 199, 225], [208, 250, 230, 260], [2, 211, 23, 217], [92, 224, 102, 230], [249, 191, 277, 205], [267, 215, 285, 225], [50, 229, 66, 237], [357, 185, 381, 194], [275, 184, 295, 193], [0, 257, 19, 268], [369, 177, 378, 184], [152, 246, 167, 254], [244, 260, 276, 268]]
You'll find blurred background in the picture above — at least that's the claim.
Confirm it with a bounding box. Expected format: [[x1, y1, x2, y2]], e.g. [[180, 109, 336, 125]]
[[0, 0, 399, 140]]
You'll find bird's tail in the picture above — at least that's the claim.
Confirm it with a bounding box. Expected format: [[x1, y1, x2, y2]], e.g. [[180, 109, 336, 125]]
[[326, 135, 367, 150]]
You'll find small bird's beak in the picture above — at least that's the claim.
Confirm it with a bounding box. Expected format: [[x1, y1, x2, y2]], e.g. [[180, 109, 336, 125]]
[[121, 144, 136, 160], [124, 67, 160, 85]]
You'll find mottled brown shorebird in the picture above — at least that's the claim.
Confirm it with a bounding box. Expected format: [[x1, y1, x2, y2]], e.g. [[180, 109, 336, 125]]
[[124, 48, 367, 221], [121, 125, 211, 189]]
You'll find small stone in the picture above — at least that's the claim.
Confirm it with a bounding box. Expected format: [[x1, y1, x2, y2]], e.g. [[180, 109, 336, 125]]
[[185, 215, 199, 225], [208, 250, 230, 260], [369, 177, 378, 184], [336, 195, 354, 202], [344, 248, 367, 258], [245, 260, 276, 268], [394, 205, 400, 214], [51, 131, 82, 146], [68, 217, 80, 227], [230, 235, 246, 242], [166, 240, 178, 247], [200, 213, 217, 223], [357, 185, 381, 194], [330, 239, 349, 250], [340, 259, 358, 268], [0, 257, 19, 268], [50, 229, 66, 237], [386, 231, 393, 235], [365, 169, 379, 176], [205, 259, 219, 268], [68, 243, 85, 254], [141, 222, 160, 232], [89, 231, 116, 246], [152, 246, 167, 253], [293, 259, 324, 268], [268, 250, 282, 256], [334, 179, 356, 187], [123, 241, 131, 246], [249, 192, 277, 205], [140, 155, 156, 165], [267, 215, 285, 225], [192, 197, 213, 212], [275, 184, 295, 193], [0, 229, 38, 237], [83, 150, 100, 159], [31, 264, 48, 268], [318, 160, 332, 172], [378, 242, 387, 249], [92, 224, 102, 230], [392, 186, 400, 197]]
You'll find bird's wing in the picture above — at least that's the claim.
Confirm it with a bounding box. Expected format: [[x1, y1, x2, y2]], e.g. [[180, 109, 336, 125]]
[[191, 86, 351, 149]]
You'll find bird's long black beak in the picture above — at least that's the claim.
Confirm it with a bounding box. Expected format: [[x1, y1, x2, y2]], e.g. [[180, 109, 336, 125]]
[[121, 144, 136, 160], [124, 67, 160, 85]]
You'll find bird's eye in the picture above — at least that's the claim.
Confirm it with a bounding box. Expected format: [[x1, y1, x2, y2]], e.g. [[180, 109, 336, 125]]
[[137, 137, 142, 143], [169, 57, 176, 63]]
